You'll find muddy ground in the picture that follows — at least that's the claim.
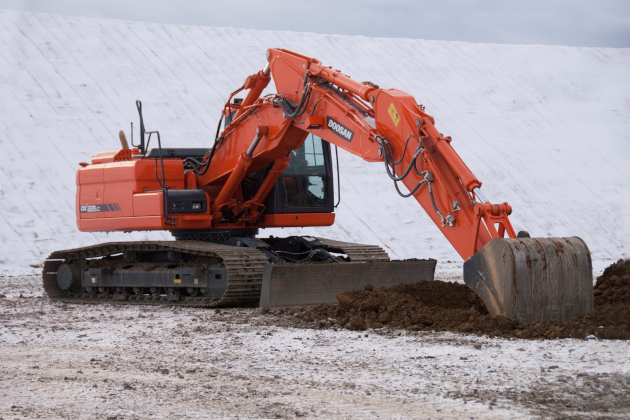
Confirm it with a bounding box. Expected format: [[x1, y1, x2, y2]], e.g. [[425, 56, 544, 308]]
[[273, 259, 630, 341], [0, 271, 629, 419]]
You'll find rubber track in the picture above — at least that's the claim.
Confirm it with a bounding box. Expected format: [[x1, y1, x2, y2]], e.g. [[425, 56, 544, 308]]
[[42, 239, 392, 308], [43, 241, 269, 308], [317, 238, 390, 262]]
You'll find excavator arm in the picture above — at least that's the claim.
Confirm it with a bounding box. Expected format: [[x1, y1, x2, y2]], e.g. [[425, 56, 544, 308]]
[[198, 48, 513, 261]]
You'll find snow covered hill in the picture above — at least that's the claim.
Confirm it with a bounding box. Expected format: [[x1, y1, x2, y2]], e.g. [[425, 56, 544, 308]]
[[1, 10, 628, 275]]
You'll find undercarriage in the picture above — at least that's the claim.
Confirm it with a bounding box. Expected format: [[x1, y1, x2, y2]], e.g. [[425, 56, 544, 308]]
[[44, 233, 436, 308]]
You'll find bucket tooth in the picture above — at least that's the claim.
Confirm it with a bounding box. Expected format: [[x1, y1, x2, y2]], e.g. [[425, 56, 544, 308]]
[[463, 237, 593, 323]]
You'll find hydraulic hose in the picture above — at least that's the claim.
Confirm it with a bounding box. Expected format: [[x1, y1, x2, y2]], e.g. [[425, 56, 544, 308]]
[[377, 135, 446, 225], [378, 136, 424, 182], [183, 114, 224, 175]]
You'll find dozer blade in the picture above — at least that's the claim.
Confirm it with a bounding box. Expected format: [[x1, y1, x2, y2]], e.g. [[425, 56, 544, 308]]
[[259, 259, 437, 307], [463, 237, 593, 323]]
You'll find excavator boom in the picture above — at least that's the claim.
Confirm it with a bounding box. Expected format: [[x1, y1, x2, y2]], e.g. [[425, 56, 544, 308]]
[[45, 48, 593, 323]]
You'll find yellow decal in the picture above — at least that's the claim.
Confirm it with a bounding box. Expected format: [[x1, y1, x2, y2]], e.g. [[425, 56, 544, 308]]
[[388, 103, 401, 127], [174, 279, 182, 284]]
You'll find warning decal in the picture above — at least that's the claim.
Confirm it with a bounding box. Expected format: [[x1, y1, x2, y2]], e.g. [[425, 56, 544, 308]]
[[388, 103, 401, 127]]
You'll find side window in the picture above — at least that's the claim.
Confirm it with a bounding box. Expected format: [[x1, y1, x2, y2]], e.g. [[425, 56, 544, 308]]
[[283, 134, 326, 176], [303, 134, 325, 167], [282, 134, 327, 208]]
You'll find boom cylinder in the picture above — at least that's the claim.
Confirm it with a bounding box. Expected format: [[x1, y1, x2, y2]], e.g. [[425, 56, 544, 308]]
[[308, 62, 376, 101], [234, 68, 271, 120]]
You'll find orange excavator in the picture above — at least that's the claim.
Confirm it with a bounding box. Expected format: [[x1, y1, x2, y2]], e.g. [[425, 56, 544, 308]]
[[44, 49, 593, 323]]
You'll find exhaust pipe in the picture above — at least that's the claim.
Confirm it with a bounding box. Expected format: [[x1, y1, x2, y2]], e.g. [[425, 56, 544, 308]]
[[119, 130, 130, 149]]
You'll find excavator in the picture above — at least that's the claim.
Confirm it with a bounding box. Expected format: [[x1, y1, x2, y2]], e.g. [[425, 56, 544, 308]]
[[43, 48, 593, 323]]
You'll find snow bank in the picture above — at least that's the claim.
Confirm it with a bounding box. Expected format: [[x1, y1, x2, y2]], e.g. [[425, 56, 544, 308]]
[[1, 10, 628, 274]]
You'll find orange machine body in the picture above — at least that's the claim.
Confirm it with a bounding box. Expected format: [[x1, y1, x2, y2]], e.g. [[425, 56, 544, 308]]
[[76, 153, 334, 232]]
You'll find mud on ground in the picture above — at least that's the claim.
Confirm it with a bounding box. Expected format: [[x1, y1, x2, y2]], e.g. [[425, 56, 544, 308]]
[[1, 270, 629, 418], [269, 259, 630, 340]]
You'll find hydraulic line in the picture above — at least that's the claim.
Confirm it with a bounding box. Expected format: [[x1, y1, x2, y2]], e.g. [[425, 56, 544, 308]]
[[427, 180, 446, 225], [276, 71, 313, 123], [413, 155, 446, 225], [378, 136, 424, 182], [377, 135, 446, 225], [184, 114, 224, 175], [184, 81, 269, 175], [278, 88, 312, 123], [334, 145, 341, 208], [274, 249, 319, 263], [148, 131, 176, 226], [393, 134, 414, 165], [393, 171, 429, 198]]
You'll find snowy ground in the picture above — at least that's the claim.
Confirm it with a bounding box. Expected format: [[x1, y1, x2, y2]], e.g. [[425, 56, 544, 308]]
[[1, 10, 629, 275], [1, 276, 628, 420]]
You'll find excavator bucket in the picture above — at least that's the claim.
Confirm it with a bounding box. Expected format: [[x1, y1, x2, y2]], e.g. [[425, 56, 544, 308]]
[[463, 237, 593, 323]]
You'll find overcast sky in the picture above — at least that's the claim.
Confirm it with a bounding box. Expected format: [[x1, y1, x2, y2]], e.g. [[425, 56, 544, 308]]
[[2, 0, 629, 47]]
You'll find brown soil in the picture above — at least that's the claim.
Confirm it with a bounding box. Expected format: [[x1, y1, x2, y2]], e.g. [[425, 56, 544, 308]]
[[267, 259, 630, 340]]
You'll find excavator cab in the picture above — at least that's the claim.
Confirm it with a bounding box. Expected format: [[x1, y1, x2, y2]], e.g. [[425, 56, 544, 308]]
[[243, 134, 335, 215]]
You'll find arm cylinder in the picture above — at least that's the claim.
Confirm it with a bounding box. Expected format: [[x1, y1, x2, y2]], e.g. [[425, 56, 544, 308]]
[[472, 187, 488, 204], [424, 119, 481, 192]]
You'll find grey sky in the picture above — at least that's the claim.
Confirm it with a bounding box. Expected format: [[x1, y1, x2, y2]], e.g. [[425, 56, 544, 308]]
[[2, 0, 629, 47]]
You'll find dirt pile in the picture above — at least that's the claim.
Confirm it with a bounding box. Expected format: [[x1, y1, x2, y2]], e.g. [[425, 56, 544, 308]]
[[594, 259, 630, 306], [269, 259, 630, 340]]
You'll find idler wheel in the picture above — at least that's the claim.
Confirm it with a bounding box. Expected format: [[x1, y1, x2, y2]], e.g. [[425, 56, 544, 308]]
[[56, 262, 83, 291], [56, 264, 73, 290]]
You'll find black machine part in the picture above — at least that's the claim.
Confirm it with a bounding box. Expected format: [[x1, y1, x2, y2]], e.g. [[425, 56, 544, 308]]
[[167, 190, 208, 214], [145, 148, 209, 160], [84, 262, 228, 301], [44, 238, 435, 308]]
